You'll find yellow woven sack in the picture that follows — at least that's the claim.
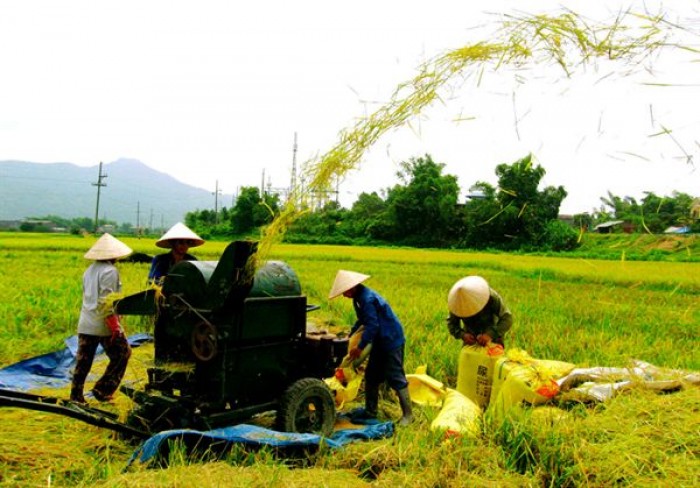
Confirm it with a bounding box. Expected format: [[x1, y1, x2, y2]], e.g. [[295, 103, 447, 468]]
[[347, 325, 363, 350], [496, 364, 559, 404], [500, 349, 576, 375], [406, 369, 446, 407], [489, 349, 574, 411], [490, 366, 561, 422], [430, 388, 482, 439], [325, 369, 364, 408], [325, 326, 372, 408], [456, 344, 504, 409], [336, 325, 372, 370], [532, 358, 576, 378]]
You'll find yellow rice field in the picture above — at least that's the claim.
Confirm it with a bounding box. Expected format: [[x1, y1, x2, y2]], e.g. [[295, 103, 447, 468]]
[[0, 233, 697, 486]]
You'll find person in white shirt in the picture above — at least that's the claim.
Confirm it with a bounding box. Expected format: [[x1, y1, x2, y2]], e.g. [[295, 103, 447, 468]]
[[70, 233, 133, 404]]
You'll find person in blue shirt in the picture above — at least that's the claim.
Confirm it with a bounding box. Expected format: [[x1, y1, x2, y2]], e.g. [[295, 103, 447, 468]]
[[148, 222, 204, 284], [329, 270, 413, 425]]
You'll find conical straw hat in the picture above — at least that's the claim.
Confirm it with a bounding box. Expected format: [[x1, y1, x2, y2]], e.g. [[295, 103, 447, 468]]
[[84, 233, 133, 261], [447, 276, 490, 317], [155, 222, 205, 249], [328, 270, 370, 299]]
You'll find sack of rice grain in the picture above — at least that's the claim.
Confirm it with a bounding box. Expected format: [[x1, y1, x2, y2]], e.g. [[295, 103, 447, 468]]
[[456, 343, 504, 409], [430, 388, 482, 438]]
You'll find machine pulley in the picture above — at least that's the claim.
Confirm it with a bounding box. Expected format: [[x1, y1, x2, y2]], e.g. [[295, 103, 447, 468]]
[[191, 321, 218, 361]]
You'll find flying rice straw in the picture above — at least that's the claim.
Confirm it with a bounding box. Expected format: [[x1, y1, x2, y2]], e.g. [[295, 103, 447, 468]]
[[255, 10, 685, 263]]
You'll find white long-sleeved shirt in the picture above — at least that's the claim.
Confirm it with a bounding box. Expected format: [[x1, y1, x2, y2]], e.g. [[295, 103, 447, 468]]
[[78, 261, 121, 336]]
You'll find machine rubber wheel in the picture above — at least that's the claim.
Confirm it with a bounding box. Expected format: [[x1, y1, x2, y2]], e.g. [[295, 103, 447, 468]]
[[192, 321, 218, 361], [276, 378, 335, 436]]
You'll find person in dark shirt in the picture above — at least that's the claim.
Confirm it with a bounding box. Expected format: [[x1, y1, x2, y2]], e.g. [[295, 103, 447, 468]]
[[447, 275, 513, 346], [147, 222, 204, 284], [329, 270, 413, 426]]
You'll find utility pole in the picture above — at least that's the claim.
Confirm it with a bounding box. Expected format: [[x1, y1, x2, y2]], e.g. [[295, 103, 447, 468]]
[[136, 201, 141, 237], [149, 208, 154, 234], [212, 180, 222, 224], [290, 132, 298, 206], [92, 161, 107, 233]]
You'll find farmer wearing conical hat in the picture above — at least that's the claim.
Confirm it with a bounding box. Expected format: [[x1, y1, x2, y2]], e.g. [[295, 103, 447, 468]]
[[329, 270, 413, 426], [147, 222, 205, 284], [447, 276, 513, 347], [70, 233, 133, 404]]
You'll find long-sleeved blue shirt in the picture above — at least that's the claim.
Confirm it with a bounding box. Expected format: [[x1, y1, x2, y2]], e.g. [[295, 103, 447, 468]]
[[148, 251, 197, 283], [350, 285, 405, 352]]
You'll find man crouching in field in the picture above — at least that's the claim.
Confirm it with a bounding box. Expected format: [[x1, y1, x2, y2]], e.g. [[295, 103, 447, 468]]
[[70, 234, 133, 404], [329, 270, 413, 426], [447, 275, 513, 346]]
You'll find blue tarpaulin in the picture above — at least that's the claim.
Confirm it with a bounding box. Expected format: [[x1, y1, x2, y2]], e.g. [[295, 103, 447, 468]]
[[0, 333, 152, 391], [0, 334, 395, 467], [128, 420, 395, 466]]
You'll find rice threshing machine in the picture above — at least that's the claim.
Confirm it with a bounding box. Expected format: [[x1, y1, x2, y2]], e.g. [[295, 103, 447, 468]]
[[0, 241, 348, 440]]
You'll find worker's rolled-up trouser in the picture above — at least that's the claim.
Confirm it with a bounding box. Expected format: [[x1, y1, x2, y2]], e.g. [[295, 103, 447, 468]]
[[72, 333, 131, 398]]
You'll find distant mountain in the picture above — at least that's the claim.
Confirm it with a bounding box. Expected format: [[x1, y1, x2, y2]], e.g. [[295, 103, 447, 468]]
[[0, 158, 233, 227]]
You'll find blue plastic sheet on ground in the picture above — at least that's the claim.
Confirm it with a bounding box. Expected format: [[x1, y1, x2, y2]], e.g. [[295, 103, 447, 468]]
[[0, 335, 395, 468], [0, 333, 152, 391], [127, 420, 395, 467]]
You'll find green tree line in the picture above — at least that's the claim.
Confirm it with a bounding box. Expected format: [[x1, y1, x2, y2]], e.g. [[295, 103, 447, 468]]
[[593, 190, 698, 234], [182, 153, 698, 250], [276, 154, 580, 250], [16, 216, 130, 235], [17, 153, 698, 251]]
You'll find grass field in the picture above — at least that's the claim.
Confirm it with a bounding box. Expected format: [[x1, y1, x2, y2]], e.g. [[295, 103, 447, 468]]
[[0, 233, 698, 486]]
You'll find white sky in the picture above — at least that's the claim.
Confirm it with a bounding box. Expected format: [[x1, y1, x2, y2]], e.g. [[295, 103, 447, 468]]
[[1, 0, 699, 215]]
